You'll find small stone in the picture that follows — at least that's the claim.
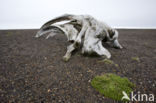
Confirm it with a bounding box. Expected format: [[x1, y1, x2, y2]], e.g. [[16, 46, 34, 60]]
[[52, 94, 55, 96], [148, 81, 152, 83], [88, 79, 91, 83], [152, 84, 155, 87], [87, 69, 93, 73], [44, 57, 47, 60], [47, 89, 51, 92]]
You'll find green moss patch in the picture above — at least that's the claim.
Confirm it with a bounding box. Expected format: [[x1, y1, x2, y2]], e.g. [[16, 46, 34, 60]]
[[91, 73, 135, 101], [131, 57, 140, 62], [98, 59, 119, 67], [100, 59, 114, 64]]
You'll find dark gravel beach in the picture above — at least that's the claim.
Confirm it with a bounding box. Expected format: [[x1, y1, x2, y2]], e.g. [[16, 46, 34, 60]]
[[0, 29, 156, 103]]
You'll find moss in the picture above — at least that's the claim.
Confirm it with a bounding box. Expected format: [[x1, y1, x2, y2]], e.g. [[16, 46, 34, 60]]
[[131, 57, 140, 62], [6, 32, 12, 36], [114, 64, 119, 67], [98, 59, 114, 64], [91, 73, 135, 101], [102, 59, 114, 64], [144, 42, 153, 48], [98, 59, 119, 67]]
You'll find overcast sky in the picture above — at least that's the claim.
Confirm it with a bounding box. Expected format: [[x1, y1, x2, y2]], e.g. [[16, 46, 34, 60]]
[[0, 0, 156, 29]]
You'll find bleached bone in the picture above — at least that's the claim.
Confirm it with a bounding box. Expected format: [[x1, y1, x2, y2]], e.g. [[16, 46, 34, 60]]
[[82, 26, 111, 58], [35, 14, 122, 61], [35, 26, 63, 38], [51, 24, 78, 42]]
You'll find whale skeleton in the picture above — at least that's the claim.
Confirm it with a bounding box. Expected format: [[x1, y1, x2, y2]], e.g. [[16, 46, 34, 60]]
[[35, 14, 123, 61]]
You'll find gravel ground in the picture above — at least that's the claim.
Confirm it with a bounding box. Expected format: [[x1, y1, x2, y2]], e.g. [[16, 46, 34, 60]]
[[0, 29, 156, 103]]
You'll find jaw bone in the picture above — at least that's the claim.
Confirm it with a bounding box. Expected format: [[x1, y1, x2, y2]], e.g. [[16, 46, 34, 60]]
[[35, 14, 122, 61]]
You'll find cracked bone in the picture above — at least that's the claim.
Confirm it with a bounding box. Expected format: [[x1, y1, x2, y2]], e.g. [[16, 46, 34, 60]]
[[35, 14, 122, 61]]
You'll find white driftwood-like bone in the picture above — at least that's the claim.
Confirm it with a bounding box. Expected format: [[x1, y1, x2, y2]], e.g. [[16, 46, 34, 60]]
[[35, 14, 123, 61]]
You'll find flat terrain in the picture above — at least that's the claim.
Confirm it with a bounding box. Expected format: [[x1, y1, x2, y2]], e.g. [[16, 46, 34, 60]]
[[0, 29, 156, 103]]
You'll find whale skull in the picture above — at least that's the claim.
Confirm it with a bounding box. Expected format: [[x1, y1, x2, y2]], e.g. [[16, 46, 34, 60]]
[[35, 14, 123, 61]]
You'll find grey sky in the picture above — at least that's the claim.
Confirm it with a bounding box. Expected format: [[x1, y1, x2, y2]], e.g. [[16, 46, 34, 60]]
[[0, 0, 156, 29]]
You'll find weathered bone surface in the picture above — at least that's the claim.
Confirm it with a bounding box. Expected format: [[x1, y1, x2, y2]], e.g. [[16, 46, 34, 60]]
[[35, 14, 123, 61]]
